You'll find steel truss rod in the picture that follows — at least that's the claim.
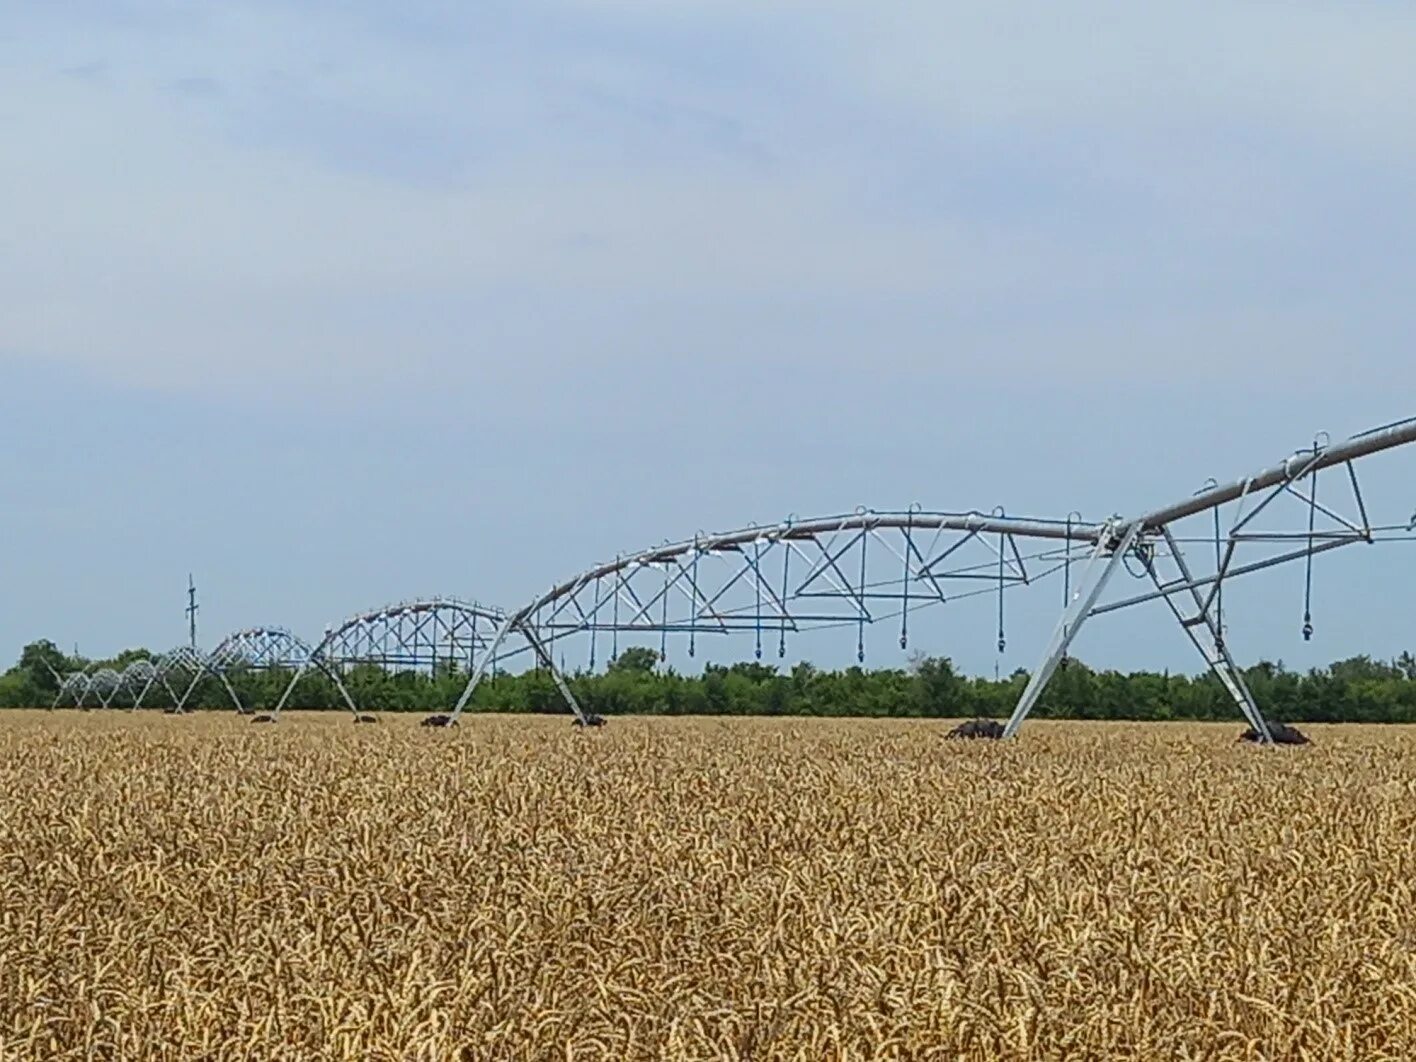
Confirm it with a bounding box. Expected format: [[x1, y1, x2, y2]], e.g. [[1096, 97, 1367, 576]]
[[539, 525, 1078, 632], [84, 668, 122, 709], [1003, 521, 1140, 738], [995, 418, 1416, 736], [1137, 417, 1416, 529], [1152, 527, 1272, 743], [1089, 537, 1362, 617], [519, 624, 588, 721], [131, 668, 181, 712]]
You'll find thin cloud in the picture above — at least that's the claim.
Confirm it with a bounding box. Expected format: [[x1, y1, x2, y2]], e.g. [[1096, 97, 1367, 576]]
[[60, 60, 110, 83], [2, 1, 1414, 403], [167, 74, 222, 99]]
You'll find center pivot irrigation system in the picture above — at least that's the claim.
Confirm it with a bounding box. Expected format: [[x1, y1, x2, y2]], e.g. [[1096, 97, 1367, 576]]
[[51, 417, 1416, 742], [269, 598, 527, 719], [422, 417, 1416, 743]]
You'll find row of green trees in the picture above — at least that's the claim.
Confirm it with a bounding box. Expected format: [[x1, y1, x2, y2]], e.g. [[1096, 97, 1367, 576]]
[[5, 640, 1416, 722]]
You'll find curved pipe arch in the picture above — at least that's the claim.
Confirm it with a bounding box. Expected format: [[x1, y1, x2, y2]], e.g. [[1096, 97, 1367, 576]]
[[445, 507, 1087, 724], [181, 626, 331, 715], [132, 647, 209, 711], [273, 598, 519, 718], [528, 507, 1082, 622]]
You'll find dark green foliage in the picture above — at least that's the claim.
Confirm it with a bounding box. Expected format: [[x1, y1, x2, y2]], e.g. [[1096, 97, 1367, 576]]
[[608, 647, 660, 674], [2, 640, 1416, 722], [18, 640, 68, 693]]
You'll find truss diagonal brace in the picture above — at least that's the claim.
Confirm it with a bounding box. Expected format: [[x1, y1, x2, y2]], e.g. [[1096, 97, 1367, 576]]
[[518, 624, 588, 723], [1002, 520, 1141, 739], [1155, 528, 1273, 744]]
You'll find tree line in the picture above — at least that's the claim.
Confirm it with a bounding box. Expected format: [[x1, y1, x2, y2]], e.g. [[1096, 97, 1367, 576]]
[[4, 640, 1416, 722]]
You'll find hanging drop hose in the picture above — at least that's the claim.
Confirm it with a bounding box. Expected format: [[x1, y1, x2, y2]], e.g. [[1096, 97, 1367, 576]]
[[1061, 512, 1081, 669], [660, 563, 669, 661], [754, 537, 764, 661], [779, 523, 791, 659], [588, 575, 600, 670], [900, 507, 915, 650], [1200, 478, 1224, 653], [1302, 437, 1323, 641], [611, 559, 620, 663], [857, 525, 868, 664], [1122, 548, 1151, 579], [689, 540, 700, 659], [996, 532, 1006, 656]]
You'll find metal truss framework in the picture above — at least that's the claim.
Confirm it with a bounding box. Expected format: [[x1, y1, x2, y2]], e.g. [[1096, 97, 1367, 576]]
[[133, 647, 210, 711], [111, 630, 326, 715], [106, 660, 179, 709], [170, 627, 331, 715], [54, 650, 205, 711], [440, 417, 1416, 742], [54, 633, 323, 714], [52, 666, 101, 709], [272, 599, 545, 719], [52, 663, 151, 710]]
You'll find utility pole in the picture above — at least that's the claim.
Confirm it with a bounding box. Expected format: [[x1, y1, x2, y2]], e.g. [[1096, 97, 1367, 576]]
[[186, 575, 199, 650]]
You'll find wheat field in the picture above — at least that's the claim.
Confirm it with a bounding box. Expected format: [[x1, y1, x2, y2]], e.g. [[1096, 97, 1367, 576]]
[[0, 711, 1413, 1059]]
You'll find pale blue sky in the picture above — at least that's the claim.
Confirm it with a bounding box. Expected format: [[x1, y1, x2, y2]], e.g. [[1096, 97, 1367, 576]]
[[2, 2, 1413, 676]]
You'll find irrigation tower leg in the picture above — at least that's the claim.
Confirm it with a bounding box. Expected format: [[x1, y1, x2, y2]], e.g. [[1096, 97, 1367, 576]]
[[447, 619, 516, 724], [1163, 602, 1271, 743], [447, 619, 587, 725], [131, 673, 157, 711], [217, 674, 246, 715], [172, 668, 246, 715], [174, 671, 201, 714], [520, 625, 589, 724], [271, 661, 360, 720], [133, 674, 180, 712], [271, 669, 302, 715], [1002, 521, 1141, 739], [1154, 529, 1273, 744]]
